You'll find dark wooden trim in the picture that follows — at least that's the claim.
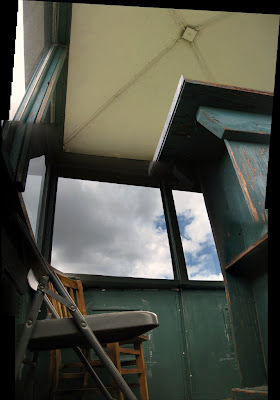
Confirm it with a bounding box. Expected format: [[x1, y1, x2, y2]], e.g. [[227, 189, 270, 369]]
[[160, 181, 189, 281], [55, 151, 188, 190], [61, 273, 225, 290], [36, 161, 58, 262]]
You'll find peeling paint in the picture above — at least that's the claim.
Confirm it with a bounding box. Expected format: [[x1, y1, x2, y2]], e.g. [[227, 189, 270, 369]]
[[243, 148, 257, 181], [227, 145, 259, 221]]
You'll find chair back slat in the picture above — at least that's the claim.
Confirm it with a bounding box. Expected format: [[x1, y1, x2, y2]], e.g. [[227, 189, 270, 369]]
[[76, 280, 87, 316], [46, 271, 87, 317]]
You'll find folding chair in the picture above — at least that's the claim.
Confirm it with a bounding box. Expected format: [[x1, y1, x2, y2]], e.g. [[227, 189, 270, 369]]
[[13, 212, 159, 400], [44, 273, 151, 399]]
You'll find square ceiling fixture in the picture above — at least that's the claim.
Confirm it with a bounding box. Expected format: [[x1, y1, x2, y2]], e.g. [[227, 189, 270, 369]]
[[182, 26, 197, 43]]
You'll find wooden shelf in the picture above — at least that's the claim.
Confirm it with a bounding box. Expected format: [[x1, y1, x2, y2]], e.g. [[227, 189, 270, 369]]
[[225, 233, 268, 277], [232, 386, 268, 400]]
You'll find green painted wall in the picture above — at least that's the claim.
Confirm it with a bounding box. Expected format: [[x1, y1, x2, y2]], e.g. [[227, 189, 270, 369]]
[[15, 283, 241, 399], [82, 287, 240, 400], [199, 140, 268, 387]]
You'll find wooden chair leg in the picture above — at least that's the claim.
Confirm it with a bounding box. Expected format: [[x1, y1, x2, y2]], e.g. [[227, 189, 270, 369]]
[[107, 343, 124, 400], [48, 349, 61, 400], [81, 348, 90, 400], [134, 342, 149, 400]]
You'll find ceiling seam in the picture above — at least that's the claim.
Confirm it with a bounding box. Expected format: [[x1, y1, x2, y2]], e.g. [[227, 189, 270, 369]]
[[190, 42, 216, 82], [168, 9, 185, 31], [167, 9, 230, 83], [196, 11, 232, 31], [64, 37, 181, 148]]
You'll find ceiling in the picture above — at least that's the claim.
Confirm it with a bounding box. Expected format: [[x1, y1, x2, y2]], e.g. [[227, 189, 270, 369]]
[[63, 5, 279, 161]]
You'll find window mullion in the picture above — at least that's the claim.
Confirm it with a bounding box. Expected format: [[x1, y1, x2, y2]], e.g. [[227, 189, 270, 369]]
[[160, 181, 188, 282], [36, 160, 58, 261]]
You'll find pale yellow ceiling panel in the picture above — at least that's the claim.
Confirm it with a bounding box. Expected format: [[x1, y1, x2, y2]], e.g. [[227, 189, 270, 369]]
[[194, 12, 279, 92], [64, 4, 181, 140], [65, 40, 206, 159], [63, 5, 279, 160]]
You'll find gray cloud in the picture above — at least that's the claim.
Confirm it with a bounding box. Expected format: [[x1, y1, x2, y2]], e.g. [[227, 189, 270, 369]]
[[52, 179, 173, 278]]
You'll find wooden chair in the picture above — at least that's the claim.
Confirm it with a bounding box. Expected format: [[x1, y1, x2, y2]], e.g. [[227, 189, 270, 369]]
[[107, 336, 149, 400], [47, 272, 150, 400], [47, 273, 88, 399]]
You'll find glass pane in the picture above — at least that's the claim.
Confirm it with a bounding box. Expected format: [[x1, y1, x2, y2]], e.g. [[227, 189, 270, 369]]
[[173, 190, 223, 281], [22, 156, 46, 239], [52, 178, 173, 279]]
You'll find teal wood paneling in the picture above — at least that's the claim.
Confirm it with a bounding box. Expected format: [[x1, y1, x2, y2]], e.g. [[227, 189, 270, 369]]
[[200, 152, 250, 268], [251, 272, 268, 372], [196, 106, 271, 143], [200, 140, 268, 270], [181, 290, 240, 400], [83, 287, 239, 400], [225, 141, 268, 242], [199, 147, 268, 387], [84, 288, 188, 400]]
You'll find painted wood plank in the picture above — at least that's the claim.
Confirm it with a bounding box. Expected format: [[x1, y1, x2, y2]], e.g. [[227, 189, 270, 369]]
[[225, 233, 268, 273], [199, 155, 267, 387], [225, 140, 269, 229], [196, 106, 271, 143], [232, 386, 268, 400]]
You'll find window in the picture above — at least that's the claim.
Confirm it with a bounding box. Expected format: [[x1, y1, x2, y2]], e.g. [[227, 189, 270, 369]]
[[22, 155, 46, 239], [172, 190, 223, 281], [52, 178, 173, 279]]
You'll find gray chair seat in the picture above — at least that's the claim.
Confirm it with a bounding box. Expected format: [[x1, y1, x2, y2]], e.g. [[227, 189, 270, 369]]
[[29, 311, 159, 350]]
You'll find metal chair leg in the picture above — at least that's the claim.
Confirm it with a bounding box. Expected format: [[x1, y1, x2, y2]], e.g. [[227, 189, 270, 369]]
[[15, 276, 49, 380]]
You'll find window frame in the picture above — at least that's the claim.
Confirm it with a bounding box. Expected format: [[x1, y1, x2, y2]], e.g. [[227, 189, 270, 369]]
[[46, 157, 224, 290]]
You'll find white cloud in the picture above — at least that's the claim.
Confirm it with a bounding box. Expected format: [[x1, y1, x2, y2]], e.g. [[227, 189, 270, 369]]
[[173, 190, 222, 281]]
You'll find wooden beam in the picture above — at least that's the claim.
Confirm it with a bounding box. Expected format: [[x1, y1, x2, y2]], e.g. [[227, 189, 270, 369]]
[[55, 151, 188, 190], [225, 233, 268, 278], [196, 106, 271, 144], [63, 273, 225, 290]]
